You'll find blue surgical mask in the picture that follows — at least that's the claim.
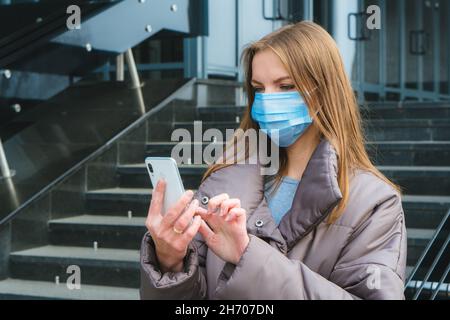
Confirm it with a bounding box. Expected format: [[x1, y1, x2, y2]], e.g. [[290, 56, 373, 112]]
[[251, 91, 313, 147]]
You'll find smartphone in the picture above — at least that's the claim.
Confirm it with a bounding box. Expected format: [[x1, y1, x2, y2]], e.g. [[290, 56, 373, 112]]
[[145, 157, 185, 214]]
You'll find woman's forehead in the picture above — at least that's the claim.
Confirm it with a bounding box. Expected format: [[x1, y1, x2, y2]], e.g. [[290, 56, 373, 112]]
[[251, 50, 290, 83]]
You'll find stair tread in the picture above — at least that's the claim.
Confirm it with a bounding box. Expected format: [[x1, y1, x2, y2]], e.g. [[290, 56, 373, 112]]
[[377, 165, 450, 172], [401, 194, 450, 204], [368, 141, 450, 145], [49, 215, 145, 227], [406, 228, 435, 240], [87, 188, 152, 195], [11, 245, 139, 262], [0, 278, 139, 300], [368, 118, 450, 124]]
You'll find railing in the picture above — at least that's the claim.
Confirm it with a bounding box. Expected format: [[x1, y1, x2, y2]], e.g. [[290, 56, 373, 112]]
[[406, 209, 450, 300], [0, 137, 13, 179]]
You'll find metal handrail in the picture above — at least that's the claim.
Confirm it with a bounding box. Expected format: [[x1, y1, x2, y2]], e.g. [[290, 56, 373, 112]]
[[430, 264, 450, 300], [413, 234, 449, 299], [0, 77, 196, 227], [406, 209, 450, 300], [0, 137, 14, 179]]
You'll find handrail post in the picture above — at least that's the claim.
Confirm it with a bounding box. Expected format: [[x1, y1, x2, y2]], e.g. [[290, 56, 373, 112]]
[[116, 53, 125, 81], [125, 48, 146, 115], [0, 138, 14, 179]]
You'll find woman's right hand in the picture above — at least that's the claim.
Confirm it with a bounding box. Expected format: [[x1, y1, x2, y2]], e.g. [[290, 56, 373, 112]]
[[145, 179, 202, 273]]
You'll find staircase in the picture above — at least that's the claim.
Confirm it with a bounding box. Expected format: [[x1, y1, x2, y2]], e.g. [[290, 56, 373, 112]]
[[0, 80, 448, 299]]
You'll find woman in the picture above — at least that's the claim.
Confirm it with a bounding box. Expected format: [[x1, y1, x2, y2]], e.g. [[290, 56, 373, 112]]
[[140, 21, 407, 300]]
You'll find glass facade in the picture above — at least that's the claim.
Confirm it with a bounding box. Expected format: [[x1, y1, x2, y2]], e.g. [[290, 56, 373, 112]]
[[340, 0, 450, 102]]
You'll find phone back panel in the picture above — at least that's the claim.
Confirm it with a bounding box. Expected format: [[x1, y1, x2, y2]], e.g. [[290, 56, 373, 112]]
[[145, 157, 185, 214]]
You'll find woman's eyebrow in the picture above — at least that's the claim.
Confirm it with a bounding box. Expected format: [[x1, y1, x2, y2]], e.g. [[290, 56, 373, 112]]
[[251, 76, 292, 85]]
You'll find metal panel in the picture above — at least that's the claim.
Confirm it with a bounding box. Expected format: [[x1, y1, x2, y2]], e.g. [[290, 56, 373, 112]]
[[207, 0, 237, 77], [52, 0, 194, 53]]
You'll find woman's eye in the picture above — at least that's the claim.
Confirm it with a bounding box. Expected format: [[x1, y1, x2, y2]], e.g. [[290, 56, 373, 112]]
[[281, 85, 295, 91], [253, 85, 294, 93]]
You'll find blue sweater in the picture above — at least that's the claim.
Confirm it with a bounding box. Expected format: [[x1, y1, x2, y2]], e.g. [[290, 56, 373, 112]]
[[264, 176, 300, 225]]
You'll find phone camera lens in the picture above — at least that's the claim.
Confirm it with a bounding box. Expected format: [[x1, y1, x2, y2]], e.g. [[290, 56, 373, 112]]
[[147, 163, 154, 174]]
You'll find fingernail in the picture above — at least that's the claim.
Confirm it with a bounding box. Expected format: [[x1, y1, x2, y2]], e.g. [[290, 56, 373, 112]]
[[186, 190, 194, 196]]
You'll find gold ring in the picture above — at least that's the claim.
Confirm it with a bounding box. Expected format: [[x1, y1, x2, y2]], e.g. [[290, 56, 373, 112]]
[[173, 226, 183, 234]]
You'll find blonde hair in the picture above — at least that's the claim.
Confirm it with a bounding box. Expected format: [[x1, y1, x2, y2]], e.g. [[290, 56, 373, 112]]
[[202, 21, 399, 223]]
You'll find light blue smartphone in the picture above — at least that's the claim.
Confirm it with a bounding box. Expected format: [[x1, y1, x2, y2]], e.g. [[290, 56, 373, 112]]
[[145, 157, 185, 214]]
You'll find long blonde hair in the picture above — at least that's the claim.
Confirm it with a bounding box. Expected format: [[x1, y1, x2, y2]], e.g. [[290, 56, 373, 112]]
[[202, 21, 399, 223]]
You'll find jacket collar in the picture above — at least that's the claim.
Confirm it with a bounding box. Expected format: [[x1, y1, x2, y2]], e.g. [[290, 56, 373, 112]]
[[247, 138, 342, 251], [277, 138, 342, 249]]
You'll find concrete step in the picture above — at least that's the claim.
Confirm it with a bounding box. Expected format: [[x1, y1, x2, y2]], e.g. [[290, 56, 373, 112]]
[[406, 228, 435, 266], [402, 195, 450, 229], [364, 119, 450, 141], [367, 141, 450, 166], [85, 188, 152, 215], [0, 278, 139, 300], [380, 166, 450, 196], [364, 102, 450, 120], [9, 246, 140, 288], [49, 215, 146, 250]]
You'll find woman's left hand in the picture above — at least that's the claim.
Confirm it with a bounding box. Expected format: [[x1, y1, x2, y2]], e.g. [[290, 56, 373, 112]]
[[195, 193, 249, 265]]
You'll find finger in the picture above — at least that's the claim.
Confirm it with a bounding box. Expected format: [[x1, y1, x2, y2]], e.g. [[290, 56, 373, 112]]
[[173, 199, 199, 233], [162, 190, 194, 228], [194, 206, 208, 216], [182, 215, 202, 242], [219, 198, 241, 217], [194, 206, 217, 229], [224, 207, 246, 222], [207, 193, 229, 215], [148, 179, 165, 218], [198, 219, 215, 243], [146, 179, 165, 230]]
